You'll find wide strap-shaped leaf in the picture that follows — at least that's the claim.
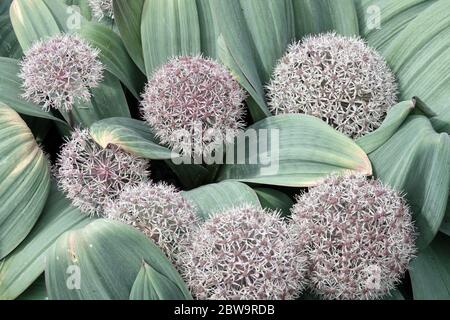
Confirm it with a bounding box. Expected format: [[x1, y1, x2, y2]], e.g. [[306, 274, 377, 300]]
[[130, 262, 191, 300], [0, 4, 22, 58], [217, 114, 372, 187], [10, 0, 60, 51], [357, 100, 415, 154], [0, 58, 67, 124], [409, 233, 450, 299], [293, 0, 360, 38], [364, 115, 450, 249], [441, 198, 450, 236], [354, 0, 434, 51], [90, 117, 174, 160], [113, 0, 146, 73], [182, 181, 261, 220], [0, 184, 90, 300], [0, 103, 50, 259], [141, 0, 201, 77], [254, 188, 293, 217], [381, 0, 450, 120], [196, 0, 219, 58], [45, 219, 191, 300], [239, 0, 295, 82], [211, 0, 270, 121], [79, 22, 146, 98]]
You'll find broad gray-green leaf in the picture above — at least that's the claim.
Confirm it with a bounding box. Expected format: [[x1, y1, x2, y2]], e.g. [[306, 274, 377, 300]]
[[355, 0, 436, 51], [410, 233, 450, 299], [217, 114, 372, 187], [45, 219, 191, 300], [10, 0, 60, 51], [0, 57, 66, 124], [254, 188, 293, 217], [182, 181, 261, 220], [196, 0, 219, 58], [113, 0, 145, 73], [0, 103, 50, 259], [141, 0, 201, 77], [366, 116, 450, 249], [0, 7, 22, 58], [357, 100, 415, 154], [381, 0, 450, 120], [0, 183, 90, 300], [211, 0, 270, 121], [130, 262, 191, 300], [80, 22, 145, 98], [441, 197, 450, 236], [293, 0, 359, 38], [90, 117, 174, 160], [239, 0, 295, 82]]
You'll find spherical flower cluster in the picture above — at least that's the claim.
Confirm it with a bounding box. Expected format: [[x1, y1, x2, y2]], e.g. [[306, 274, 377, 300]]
[[180, 204, 307, 300], [267, 33, 398, 139], [104, 182, 199, 263], [141, 55, 247, 157], [291, 174, 416, 300], [19, 34, 103, 112], [55, 129, 149, 216], [87, 0, 114, 20]]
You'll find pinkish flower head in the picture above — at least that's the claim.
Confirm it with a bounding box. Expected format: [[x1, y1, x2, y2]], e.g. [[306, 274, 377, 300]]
[[55, 128, 149, 216], [19, 34, 103, 112], [267, 33, 398, 139], [291, 174, 416, 300], [140, 55, 247, 157], [180, 204, 307, 300], [104, 181, 199, 265]]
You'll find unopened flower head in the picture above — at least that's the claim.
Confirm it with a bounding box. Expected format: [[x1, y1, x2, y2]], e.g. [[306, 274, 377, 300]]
[[55, 129, 149, 216], [267, 33, 397, 139], [104, 182, 198, 263], [291, 174, 416, 300], [19, 34, 103, 112], [180, 204, 307, 300], [88, 0, 114, 20], [141, 55, 247, 157]]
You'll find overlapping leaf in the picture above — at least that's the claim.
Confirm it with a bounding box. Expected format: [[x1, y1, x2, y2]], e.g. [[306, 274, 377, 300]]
[[0, 103, 50, 259], [45, 219, 191, 300], [0, 184, 90, 300], [218, 114, 372, 187]]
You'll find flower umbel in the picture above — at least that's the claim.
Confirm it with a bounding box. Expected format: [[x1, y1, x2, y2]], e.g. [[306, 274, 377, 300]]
[[19, 34, 103, 112], [141, 55, 247, 157], [55, 129, 149, 216], [87, 0, 114, 20], [105, 182, 198, 264], [180, 204, 307, 300], [291, 174, 416, 300], [267, 33, 397, 139]]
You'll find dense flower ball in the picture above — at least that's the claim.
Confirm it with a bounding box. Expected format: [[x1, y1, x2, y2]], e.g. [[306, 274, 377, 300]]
[[180, 204, 307, 300], [19, 34, 103, 112], [291, 174, 416, 300], [56, 129, 149, 216], [87, 0, 114, 20], [104, 182, 198, 263], [141, 55, 247, 157], [267, 33, 397, 139]]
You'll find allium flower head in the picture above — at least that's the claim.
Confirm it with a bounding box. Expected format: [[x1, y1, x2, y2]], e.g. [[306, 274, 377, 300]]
[[88, 0, 114, 20], [141, 55, 247, 157], [291, 174, 416, 300], [267, 33, 397, 139], [19, 34, 103, 112], [56, 128, 149, 216], [180, 204, 307, 300], [104, 182, 198, 263]]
